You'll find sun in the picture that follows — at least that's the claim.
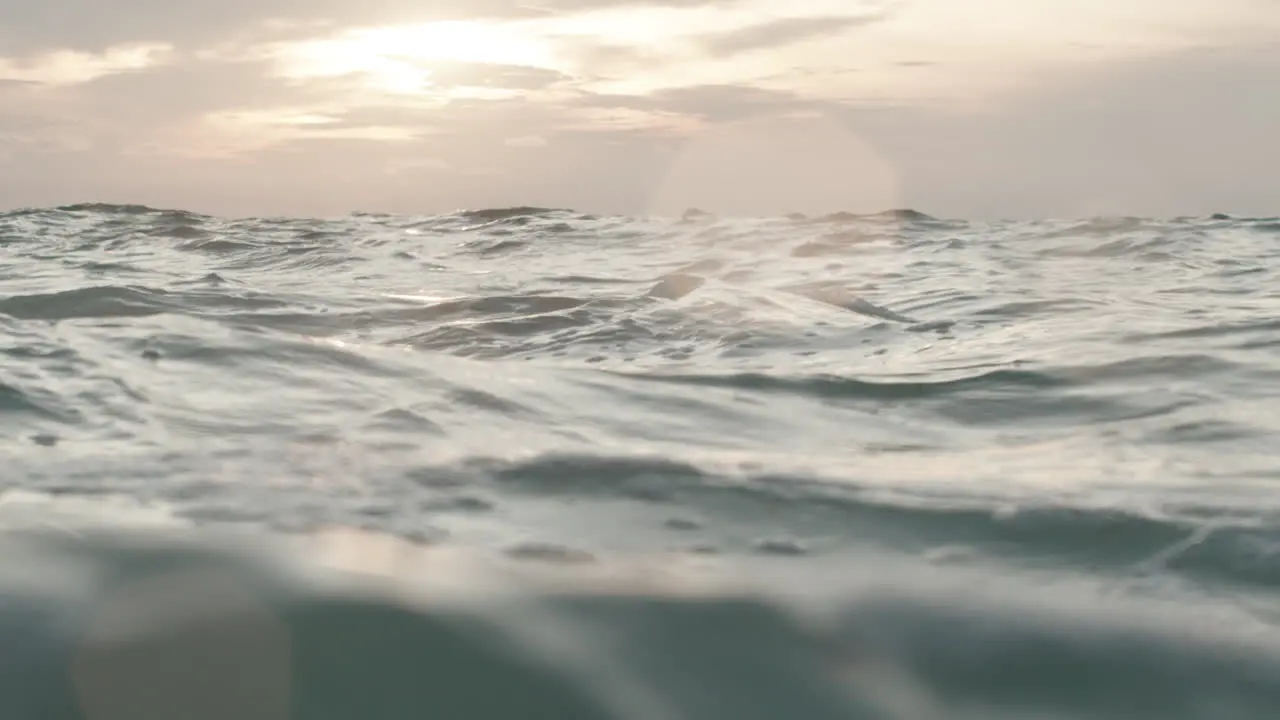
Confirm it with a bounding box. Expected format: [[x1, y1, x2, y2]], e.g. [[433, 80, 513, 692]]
[[272, 20, 558, 95]]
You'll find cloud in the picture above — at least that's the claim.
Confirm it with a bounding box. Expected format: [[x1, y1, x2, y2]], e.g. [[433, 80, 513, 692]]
[[0, 43, 173, 86], [698, 14, 887, 56], [572, 84, 820, 125], [0, 0, 727, 55], [0, 44, 433, 162], [426, 62, 571, 91], [68, 56, 323, 118], [559, 106, 702, 134], [504, 135, 549, 147], [0, 0, 424, 54]]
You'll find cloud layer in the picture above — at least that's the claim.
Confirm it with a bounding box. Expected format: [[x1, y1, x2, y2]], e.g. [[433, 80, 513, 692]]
[[2, 0, 1277, 217]]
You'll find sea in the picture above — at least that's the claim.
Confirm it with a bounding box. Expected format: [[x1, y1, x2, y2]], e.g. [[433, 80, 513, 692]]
[[2, 202, 1280, 719]]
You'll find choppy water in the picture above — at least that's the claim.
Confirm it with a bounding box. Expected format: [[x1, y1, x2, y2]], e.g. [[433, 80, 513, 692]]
[[3, 203, 1280, 718]]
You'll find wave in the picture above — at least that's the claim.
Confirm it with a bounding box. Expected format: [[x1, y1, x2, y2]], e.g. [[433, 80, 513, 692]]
[[604, 353, 1247, 398], [3, 203, 944, 223], [602, 367, 1068, 399], [458, 206, 572, 222], [5, 204, 1277, 228], [452, 451, 1280, 586], [0, 285, 171, 320], [55, 202, 193, 215], [812, 208, 939, 223]]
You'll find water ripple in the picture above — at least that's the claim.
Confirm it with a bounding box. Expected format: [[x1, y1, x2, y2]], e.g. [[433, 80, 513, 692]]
[[1, 203, 1278, 599]]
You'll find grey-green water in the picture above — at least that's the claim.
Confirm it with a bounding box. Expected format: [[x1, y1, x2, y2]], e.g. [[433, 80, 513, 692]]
[[3, 203, 1280, 718]]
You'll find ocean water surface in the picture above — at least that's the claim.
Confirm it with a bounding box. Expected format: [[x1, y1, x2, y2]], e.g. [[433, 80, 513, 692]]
[[2, 203, 1280, 718]]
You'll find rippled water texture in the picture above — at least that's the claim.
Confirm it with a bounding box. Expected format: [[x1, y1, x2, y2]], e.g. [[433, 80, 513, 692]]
[[3, 204, 1280, 718]]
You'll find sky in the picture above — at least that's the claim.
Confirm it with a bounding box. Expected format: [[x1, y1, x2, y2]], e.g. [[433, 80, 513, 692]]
[[1, 0, 1277, 218]]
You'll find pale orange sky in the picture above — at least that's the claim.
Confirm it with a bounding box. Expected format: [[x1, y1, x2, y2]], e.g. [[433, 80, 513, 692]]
[[1, 0, 1277, 218]]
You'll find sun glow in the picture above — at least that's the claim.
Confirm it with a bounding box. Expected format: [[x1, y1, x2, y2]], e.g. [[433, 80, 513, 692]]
[[272, 21, 558, 95]]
